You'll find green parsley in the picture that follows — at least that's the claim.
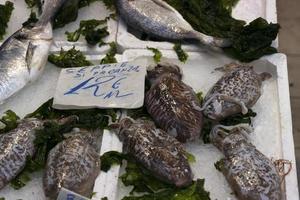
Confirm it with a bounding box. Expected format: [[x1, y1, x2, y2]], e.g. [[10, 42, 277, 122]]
[[173, 43, 188, 63], [147, 47, 162, 63], [0, 1, 14, 40]]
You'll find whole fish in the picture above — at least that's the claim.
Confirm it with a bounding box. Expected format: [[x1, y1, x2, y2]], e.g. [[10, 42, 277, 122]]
[[117, 118, 193, 187], [0, 0, 67, 103], [0, 118, 43, 189], [43, 132, 101, 199], [145, 62, 203, 142], [210, 125, 281, 200], [202, 64, 271, 121], [116, 0, 230, 48]]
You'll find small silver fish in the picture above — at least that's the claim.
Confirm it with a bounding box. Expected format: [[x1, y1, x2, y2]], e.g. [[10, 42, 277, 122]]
[[202, 64, 271, 121], [117, 118, 193, 187], [145, 62, 203, 142], [210, 125, 281, 200], [0, 0, 67, 103], [43, 132, 101, 199], [116, 0, 230, 48], [0, 118, 43, 189]]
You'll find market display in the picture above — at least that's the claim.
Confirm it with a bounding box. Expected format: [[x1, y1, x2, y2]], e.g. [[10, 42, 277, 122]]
[[0, 0, 297, 200]]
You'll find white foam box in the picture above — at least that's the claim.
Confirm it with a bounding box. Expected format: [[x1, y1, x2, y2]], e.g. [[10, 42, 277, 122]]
[[116, 0, 278, 52], [0, 0, 118, 54], [94, 49, 299, 200], [0, 53, 122, 200]]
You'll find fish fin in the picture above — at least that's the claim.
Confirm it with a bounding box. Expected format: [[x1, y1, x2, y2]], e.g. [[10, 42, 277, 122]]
[[25, 42, 37, 72], [151, 0, 179, 12], [190, 30, 232, 48], [273, 159, 292, 183]]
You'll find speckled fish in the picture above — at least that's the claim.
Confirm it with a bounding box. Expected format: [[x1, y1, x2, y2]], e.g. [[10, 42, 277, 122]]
[[43, 132, 101, 199], [116, 0, 230, 48], [117, 117, 193, 187], [0, 118, 43, 189], [210, 125, 281, 200], [0, 0, 67, 103], [202, 64, 271, 121], [145, 62, 203, 142]]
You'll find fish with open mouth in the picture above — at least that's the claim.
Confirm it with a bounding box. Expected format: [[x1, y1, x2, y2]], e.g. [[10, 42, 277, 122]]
[[201, 64, 272, 121], [145, 62, 203, 142], [116, 0, 231, 48], [210, 125, 281, 200], [43, 131, 102, 199], [116, 117, 193, 187], [0, 0, 67, 103]]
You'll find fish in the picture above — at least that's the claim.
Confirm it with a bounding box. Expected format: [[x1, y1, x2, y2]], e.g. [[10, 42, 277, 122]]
[[117, 117, 193, 187], [201, 64, 272, 121], [116, 0, 230, 48], [0, 118, 43, 189], [145, 62, 203, 142], [43, 131, 101, 199], [0, 0, 67, 103], [210, 125, 281, 200]]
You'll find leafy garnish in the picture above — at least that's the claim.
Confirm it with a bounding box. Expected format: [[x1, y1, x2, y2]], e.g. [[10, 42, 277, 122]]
[[53, 0, 81, 29], [201, 119, 213, 144], [184, 151, 196, 163], [165, 0, 279, 62], [220, 109, 257, 126], [0, 1, 14, 40], [173, 43, 188, 63], [0, 197, 5, 200], [0, 110, 20, 134], [48, 46, 93, 68], [214, 159, 225, 172], [66, 18, 109, 46], [101, 197, 108, 200], [24, 0, 41, 9], [100, 151, 125, 172], [22, 12, 38, 27], [147, 47, 162, 63], [122, 179, 211, 200], [100, 42, 118, 64], [223, 18, 280, 62], [100, 0, 116, 11]]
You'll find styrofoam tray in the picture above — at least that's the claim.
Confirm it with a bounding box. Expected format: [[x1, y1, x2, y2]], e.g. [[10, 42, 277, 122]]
[[116, 0, 278, 52], [0, 0, 117, 54], [94, 49, 299, 200], [0, 53, 122, 200]]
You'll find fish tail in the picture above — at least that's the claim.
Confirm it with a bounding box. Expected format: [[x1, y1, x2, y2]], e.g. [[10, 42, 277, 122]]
[[190, 31, 232, 48], [36, 0, 67, 26]]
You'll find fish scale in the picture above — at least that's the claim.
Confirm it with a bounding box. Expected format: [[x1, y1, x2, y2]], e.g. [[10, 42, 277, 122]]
[[0, 0, 67, 104]]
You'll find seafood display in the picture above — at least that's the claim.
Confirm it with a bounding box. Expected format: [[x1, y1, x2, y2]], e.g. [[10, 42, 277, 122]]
[[0, 118, 43, 189], [116, 117, 193, 187], [202, 64, 272, 121], [116, 0, 230, 48], [0, 0, 67, 104], [43, 132, 101, 199], [145, 62, 203, 142], [210, 125, 282, 200], [0, 0, 295, 200]]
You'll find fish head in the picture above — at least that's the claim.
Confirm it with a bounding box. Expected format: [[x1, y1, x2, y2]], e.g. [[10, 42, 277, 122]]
[[147, 62, 182, 85]]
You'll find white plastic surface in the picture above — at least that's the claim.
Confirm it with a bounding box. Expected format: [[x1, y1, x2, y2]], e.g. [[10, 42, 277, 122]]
[[98, 49, 299, 200], [116, 0, 278, 52], [0, 0, 117, 54]]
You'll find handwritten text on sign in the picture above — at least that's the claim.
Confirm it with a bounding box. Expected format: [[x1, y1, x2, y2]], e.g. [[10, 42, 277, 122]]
[[53, 60, 147, 109]]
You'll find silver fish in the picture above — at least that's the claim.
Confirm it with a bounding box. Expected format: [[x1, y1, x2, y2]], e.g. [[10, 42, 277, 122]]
[[0, 0, 67, 103], [116, 0, 230, 48], [145, 62, 203, 142], [202, 64, 271, 121], [117, 118, 193, 187], [0, 118, 43, 189], [210, 125, 281, 200], [43, 132, 101, 199]]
